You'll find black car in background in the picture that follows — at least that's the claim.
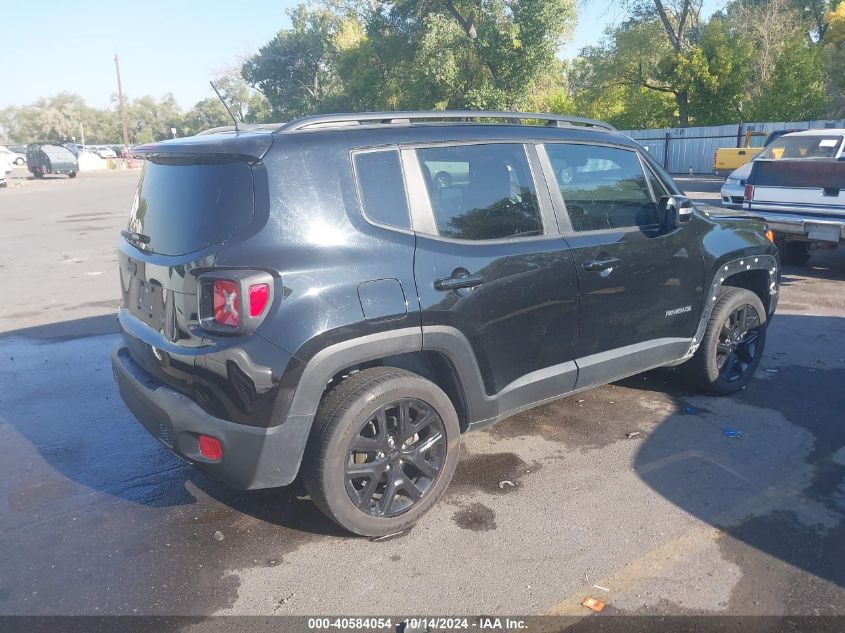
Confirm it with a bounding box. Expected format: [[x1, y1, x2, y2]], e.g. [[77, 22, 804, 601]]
[[112, 111, 779, 536], [26, 143, 78, 178]]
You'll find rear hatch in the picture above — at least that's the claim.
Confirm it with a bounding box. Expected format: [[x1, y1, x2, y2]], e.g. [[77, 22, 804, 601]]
[[118, 132, 273, 395], [42, 145, 77, 171], [747, 159, 845, 217]]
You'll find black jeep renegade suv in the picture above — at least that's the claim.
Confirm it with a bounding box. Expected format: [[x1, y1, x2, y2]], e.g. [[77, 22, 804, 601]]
[[112, 111, 779, 536]]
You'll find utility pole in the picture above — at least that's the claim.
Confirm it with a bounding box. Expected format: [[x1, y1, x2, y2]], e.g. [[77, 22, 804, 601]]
[[114, 54, 131, 163]]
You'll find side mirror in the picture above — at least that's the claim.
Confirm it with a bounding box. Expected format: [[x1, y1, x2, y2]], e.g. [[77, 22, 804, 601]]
[[659, 195, 694, 228]]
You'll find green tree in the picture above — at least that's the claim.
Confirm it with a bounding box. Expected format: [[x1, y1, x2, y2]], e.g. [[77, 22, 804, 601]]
[[682, 15, 754, 124], [213, 75, 272, 123], [182, 98, 232, 135], [824, 0, 845, 115], [746, 35, 829, 119], [242, 6, 343, 119], [243, 0, 577, 115]]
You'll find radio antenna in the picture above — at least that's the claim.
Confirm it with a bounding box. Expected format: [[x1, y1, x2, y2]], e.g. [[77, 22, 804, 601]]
[[209, 81, 240, 132]]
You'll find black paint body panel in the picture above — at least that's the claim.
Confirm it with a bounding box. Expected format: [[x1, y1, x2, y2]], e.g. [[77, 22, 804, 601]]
[[113, 121, 779, 489]]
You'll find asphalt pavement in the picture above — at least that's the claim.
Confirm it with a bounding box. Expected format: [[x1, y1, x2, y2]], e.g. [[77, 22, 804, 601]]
[[0, 170, 843, 619]]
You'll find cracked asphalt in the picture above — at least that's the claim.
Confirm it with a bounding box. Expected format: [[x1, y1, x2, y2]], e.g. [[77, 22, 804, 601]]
[[0, 170, 843, 618]]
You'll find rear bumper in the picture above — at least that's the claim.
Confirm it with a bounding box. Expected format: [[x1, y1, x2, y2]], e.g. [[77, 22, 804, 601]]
[[749, 211, 845, 243], [112, 345, 312, 489]]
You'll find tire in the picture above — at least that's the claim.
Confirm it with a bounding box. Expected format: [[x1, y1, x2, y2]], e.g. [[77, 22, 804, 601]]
[[302, 366, 461, 536], [682, 287, 767, 395], [781, 241, 811, 267], [14, 158, 24, 165], [68, 171, 77, 179]]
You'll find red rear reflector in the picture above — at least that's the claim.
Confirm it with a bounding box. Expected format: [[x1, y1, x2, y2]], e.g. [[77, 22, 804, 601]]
[[248, 283, 270, 317], [744, 184, 754, 201], [198, 435, 222, 460], [213, 279, 240, 327]]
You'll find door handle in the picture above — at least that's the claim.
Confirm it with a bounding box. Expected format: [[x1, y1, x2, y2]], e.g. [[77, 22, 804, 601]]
[[433, 273, 484, 291], [582, 258, 621, 272]]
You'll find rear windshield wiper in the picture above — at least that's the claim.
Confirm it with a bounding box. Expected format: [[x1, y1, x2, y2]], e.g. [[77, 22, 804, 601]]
[[121, 230, 151, 244]]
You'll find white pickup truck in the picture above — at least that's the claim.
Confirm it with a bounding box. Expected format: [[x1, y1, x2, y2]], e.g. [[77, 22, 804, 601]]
[[743, 129, 845, 265]]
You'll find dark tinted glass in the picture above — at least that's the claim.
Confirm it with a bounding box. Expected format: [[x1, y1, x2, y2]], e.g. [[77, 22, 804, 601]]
[[645, 165, 669, 199], [545, 144, 659, 231], [417, 144, 542, 240], [354, 150, 411, 229], [129, 159, 254, 256]]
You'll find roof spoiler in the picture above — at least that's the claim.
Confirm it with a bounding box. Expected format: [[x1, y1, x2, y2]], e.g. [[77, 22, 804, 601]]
[[131, 131, 274, 162]]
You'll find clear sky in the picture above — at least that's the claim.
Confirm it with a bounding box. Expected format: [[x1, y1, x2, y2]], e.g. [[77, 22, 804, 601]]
[[2, 0, 725, 110]]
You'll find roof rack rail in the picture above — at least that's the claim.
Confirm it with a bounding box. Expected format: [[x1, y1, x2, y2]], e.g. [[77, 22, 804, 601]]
[[275, 111, 617, 133], [196, 123, 281, 136]]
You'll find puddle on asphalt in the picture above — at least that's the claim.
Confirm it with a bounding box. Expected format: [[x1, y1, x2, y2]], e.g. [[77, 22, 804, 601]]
[[448, 451, 539, 497], [452, 502, 496, 532], [485, 377, 681, 451]]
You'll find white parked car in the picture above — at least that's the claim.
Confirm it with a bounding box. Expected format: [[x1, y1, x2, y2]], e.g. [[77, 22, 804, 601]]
[[93, 146, 117, 159], [720, 161, 753, 208], [0, 146, 26, 165], [0, 156, 12, 187]]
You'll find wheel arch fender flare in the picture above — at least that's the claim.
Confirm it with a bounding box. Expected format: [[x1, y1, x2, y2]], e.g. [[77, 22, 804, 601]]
[[287, 325, 493, 430], [687, 254, 778, 358]]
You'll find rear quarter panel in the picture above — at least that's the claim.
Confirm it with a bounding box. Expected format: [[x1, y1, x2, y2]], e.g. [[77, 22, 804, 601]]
[[212, 135, 420, 366]]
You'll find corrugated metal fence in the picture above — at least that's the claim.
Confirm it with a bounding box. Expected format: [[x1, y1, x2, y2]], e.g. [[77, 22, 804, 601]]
[[619, 119, 845, 174]]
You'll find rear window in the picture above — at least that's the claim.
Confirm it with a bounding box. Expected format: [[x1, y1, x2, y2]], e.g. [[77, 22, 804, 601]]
[[416, 143, 543, 241], [128, 159, 254, 256], [42, 145, 75, 161], [353, 150, 411, 229], [758, 135, 843, 160]]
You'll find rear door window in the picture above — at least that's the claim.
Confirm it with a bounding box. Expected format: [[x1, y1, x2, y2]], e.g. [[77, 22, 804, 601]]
[[415, 143, 543, 241], [353, 150, 411, 229], [544, 144, 659, 231], [128, 159, 254, 256]]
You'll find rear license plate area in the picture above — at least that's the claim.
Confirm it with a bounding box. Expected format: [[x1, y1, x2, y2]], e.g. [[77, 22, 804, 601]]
[[806, 223, 841, 243], [136, 280, 165, 327]]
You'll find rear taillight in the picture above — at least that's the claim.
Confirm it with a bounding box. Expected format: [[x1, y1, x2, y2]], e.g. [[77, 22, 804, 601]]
[[213, 279, 240, 328], [248, 283, 270, 317], [199, 271, 275, 334], [744, 184, 754, 201]]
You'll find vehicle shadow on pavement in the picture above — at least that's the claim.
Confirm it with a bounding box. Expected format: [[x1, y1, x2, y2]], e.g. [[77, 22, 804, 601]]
[[0, 314, 345, 539], [778, 245, 845, 285], [623, 313, 845, 593]]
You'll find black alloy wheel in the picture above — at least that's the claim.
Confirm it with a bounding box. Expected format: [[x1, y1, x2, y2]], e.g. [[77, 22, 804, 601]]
[[345, 398, 447, 517], [716, 303, 762, 383], [303, 366, 461, 536], [681, 287, 767, 395]]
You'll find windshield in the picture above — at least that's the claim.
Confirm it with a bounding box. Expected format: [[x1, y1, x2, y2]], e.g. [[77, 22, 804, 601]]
[[757, 135, 842, 160]]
